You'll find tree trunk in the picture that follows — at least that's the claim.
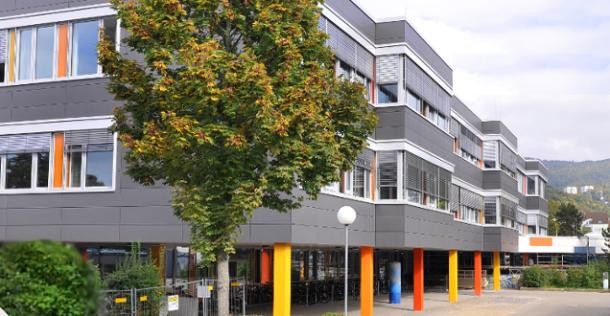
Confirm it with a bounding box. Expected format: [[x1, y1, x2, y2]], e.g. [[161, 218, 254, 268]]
[[216, 250, 230, 316]]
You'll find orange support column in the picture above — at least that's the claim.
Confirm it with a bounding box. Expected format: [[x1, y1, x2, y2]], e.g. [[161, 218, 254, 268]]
[[260, 249, 271, 284], [522, 253, 529, 266], [360, 246, 374, 316], [52, 133, 65, 188], [56, 23, 69, 78], [474, 251, 482, 296], [413, 248, 424, 311]]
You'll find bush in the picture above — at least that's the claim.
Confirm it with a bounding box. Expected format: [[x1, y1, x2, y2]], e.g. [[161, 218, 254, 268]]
[[546, 269, 566, 288], [104, 243, 162, 316], [521, 266, 547, 287], [566, 268, 587, 288], [0, 240, 101, 316]]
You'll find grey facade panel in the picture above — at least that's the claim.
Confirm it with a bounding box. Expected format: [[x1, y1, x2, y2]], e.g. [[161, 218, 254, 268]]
[[526, 196, 548, 212], [0, 0, 109, 18], [525, 160, 549, 177], [0, 79, 116, 123], [450, 156, 483, 188], [324, 0, 375, 42], [481, 121, 518, 149], [482, 170, 519, 198], [376, 204, 489, 251], [452, 97, 482, 132], [483, 226, 518, 252]]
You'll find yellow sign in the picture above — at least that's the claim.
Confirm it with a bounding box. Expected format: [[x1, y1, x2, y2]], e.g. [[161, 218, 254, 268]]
[[115, 297, 127, 304], [231, 282, 241, 287], [167, 295, 179, 311], [139, 296, 148, 302], [208, 285, 214, 291]]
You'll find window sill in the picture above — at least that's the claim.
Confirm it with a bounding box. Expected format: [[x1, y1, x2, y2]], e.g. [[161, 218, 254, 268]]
[[0, 186, 115, 195], [0, 74, 106, 88], [320, 190, 374, 204]]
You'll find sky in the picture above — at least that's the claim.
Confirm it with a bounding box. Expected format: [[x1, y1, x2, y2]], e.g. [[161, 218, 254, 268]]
[[357, 0, 610, 162]]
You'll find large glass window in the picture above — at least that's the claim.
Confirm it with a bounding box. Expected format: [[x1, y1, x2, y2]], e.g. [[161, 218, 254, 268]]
[[5, 153, 32, 189], [0, 30, 7, 83], [337, 61, 351, 80], [18, 28, 33, 80], [352, 165, 370, 198], [71, 20, 99, 76], [378, 151, 397, 199], [36, 152, 49, 188], [85, 144, 113, 187], [35, 25, 54, 79], [67, 146, 83, 188], [527, 176, 536, 195], [377, 83, 397, 103], [406, 90, 421, 113]]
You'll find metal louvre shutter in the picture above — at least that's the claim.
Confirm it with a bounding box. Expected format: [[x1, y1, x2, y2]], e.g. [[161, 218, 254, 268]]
[[405, 58, 423, 95], [527, 214, 537, 225], [405, 152, 422, 191], [355, 45, 374, 79], [378, 151, 397, 187], [460, 188, 483, 210], [517, 210, 527, 224], [450, 184, 460, 213], [0, 30, 6, 63], [376, 55, 399, 83], [0, 133, 51, 154], [327, 22, 356, 67], [483, 141, 498, 162], [65, 129, 114, 147], [500, 198, 516, 220], [460, 127, 482, 160], [422, 75, 437, 106], [438, 168, 451, 200], [422, 160, 437, 196], [538, 215, 548, 228], [450, 118, 460, 137], [436, 89, 451, 116], [499, 142, 517, 172], [355, 149, 373, 170]]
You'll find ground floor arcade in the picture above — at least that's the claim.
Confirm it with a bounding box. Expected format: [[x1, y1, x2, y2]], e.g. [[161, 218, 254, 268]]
[[80, 243, 504, 314]]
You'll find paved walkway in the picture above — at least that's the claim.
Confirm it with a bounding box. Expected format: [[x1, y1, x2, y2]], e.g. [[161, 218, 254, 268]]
[[247, 289, 610, 315]]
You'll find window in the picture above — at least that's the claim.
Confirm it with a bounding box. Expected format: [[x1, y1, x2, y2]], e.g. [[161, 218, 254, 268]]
[[352, 165, 370, 198], [35, 25, 55, 79], [64, 129, 115, 189], [354, 71, 371, 101], [405, 152, 422, 204], [377, 83, 397, 103], [1, 16, 117, 85], [71, 20, 99, 76], [18, 28, 33, 80], [0, 130, 114, 192], [337, 61, 351, 80], [406, 90, 421, 113], [528, 226, 537, 234], [483, 141, 498, 169], [36, 152, 50, 187], [539, 179, 546, 199], [0, 30, 7, 83], [5, 153, 32, 189], [527, 176, 536, 195], [484, 197, 497, 224], [377, 151, 397, 199]]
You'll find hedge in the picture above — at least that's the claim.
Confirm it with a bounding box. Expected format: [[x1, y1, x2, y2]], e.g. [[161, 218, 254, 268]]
[[521, 261, 610, 289]]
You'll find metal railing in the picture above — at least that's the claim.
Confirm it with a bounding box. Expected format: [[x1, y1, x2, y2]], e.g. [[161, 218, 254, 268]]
[[99, 278, 246, 316]]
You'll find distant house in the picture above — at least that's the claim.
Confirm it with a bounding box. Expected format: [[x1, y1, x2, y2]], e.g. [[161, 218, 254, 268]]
[[580, 185, 595, 193], [564, 186, 578, 194], [582, 212, 610, 236]]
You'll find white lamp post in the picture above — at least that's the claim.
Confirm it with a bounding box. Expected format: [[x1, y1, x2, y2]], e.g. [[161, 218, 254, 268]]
[[337, 206, 357, 316]]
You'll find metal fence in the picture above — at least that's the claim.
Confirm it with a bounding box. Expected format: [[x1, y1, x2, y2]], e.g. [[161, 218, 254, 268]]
[[100, 278, 246, 316]]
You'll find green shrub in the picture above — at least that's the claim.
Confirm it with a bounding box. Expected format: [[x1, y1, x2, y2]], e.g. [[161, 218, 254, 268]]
[[521, 266, 547, 287], [0, 240, 101, 316], [566, 268, 586, 288], [104, 243, 162, 316], [546, 269, 566, 288]]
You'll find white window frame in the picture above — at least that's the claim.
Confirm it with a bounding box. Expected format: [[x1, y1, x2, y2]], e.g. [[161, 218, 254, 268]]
[[1, 151, 50, 192]]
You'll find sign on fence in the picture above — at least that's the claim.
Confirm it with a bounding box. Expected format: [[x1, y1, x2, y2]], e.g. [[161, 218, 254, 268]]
[[167, 295, 179, 311]]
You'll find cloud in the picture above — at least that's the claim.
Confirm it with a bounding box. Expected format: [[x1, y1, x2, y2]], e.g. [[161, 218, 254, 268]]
[[358, 0, 610, 161]]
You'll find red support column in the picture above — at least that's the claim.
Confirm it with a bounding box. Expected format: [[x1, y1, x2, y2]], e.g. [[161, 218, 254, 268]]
[[413, 248, 424, 311], [260, 249, 271, 284], [474, 251, 482, 296]]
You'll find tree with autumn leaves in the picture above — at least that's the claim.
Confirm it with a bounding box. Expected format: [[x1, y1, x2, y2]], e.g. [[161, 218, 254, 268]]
[[99, 0, 376, 313]]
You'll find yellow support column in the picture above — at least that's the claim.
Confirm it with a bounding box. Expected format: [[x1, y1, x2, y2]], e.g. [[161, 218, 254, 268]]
[[273, 243, 291, 316], [493, 251, 501, 291], [448, 250, 458, 303]]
